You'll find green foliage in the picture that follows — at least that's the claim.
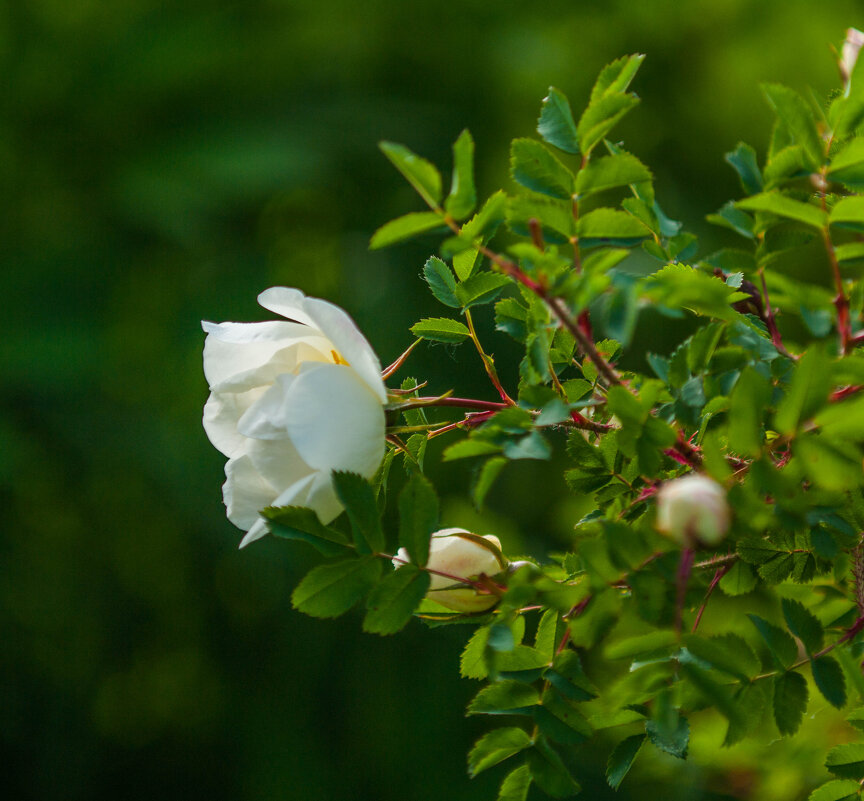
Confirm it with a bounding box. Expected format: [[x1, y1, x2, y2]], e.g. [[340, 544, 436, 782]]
[[292, 557, 382, 619]]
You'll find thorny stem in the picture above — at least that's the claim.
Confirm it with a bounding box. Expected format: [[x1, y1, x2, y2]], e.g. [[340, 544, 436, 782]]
[[381, 339, 422, 379], [757, 268, 797, 361], [690, 563, 733, 634], [675, 547, 695, 638], [464, 307, 516, 404], [396, 395, 508, 412], [820, 154, 853, 353]]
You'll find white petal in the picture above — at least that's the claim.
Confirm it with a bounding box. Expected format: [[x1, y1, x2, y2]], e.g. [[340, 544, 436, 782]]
[[238, 518, 269, 549], [202, 320, 332, 393], [223, 454, 277, 530], [303, 471, 345, 524], [258, 287, 387, 403], [203, 387, 267, 457], [245, 436, 314, 493], [275, 362, 386, 476]]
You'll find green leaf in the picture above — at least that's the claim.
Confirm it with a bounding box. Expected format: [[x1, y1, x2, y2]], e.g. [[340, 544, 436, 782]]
[[370, 211, 444, 249], [725, 142, 763, 194], [379, 141, 442, 208], [444, 438, 503, 462], [454, 272, 512, 309], [410, 317, 471, 344], [773, 670, 808, 736], [506, 195, 575, 242], [577, 208, 651, 242], [292, 556, 382, 619], [534, 689, 592, 745], [812, 656, 848, 709], [826, 743, 864, 779], [575, 153, 652, 197], [736, 192, 827, 229], [828, 137, 864, 188], [445, 129, 477, 220], [807, 779, 861, 801], [262, 506, 352, 557], [644, 263, 745, 321], [762, 83, 823, 169], [332, 471, 385, 553], [497, 764, 532, 801], [683, 633, 760, 680], [526, 739, 581, 798], [461, 627, 491, 679], [468, 681, 541, 715], [468, 728, 533, 777], [578, 92, 640, 155], [749, 614, 798, 669], [706, 201, 756, 239], [847, 707, 864, 733], [398, 472, 438, 567], [781, 598, 824, 653], [830, 196, 864, 232], [604, 630, 678, 661], [459, 190, 508, 245], [646, 716, 689, 759], [606, 734, 645, 790], [728, 367, 771, 457], [537, 87, 580, 154], [422, 256, 459, 307], [679, 662, 744, 725], [510, 138, 575, 199], [474, 457, 507, 510], [363, 565, 431, 635], [774, 345, 832, 435], [590, 54, 645, 103]]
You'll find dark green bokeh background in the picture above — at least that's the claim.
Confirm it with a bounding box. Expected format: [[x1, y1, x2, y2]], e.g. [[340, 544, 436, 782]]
[[3, 2, 861, 799]]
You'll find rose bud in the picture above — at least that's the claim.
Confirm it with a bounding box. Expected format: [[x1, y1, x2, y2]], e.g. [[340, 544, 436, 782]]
[[842, 27, 864, 83], [202, 287, 387, 548], [656, 474, 730, 547], [393, 527, 507, 613]]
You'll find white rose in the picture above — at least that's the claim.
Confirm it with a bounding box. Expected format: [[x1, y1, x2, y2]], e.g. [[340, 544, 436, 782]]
[[202, 287, 388, 548], [656, 473, 730, 547], [393, 527, 507, 612]]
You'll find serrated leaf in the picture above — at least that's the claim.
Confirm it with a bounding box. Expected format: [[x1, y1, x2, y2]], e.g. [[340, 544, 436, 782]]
[[683, 633, 760, 680], [379, 141, 442, 208], [262, 506, 352, 557], [461, 627, 491, 679], [455, 271, 512, 309], [749, 614, 798, 669], [762, 83, 823, 169], [363, 565, 431, 635], [646, 717, 689, 759], [332, 471, 385, 553], [510, 138, 575, 199], [526, 739, 581, 798], [781, 598, 824, 654], [468, 681, 541, 715], [737, 192, 827, 229], [474, 457, 507, 510], [725, 142, 763, 194], [446, 129, 477, 220], [410, 317, 471, 344], [830, 196, 864, 232], [578, 92, 640, 155], [575, 153, 652, 197], [812, 656, 848, 709], [292, 556, 382, 619], [537, 87, 580, 154], [775, 345, 832, 435], [468, 728, 533, 777], [828, 137, 864, 188], [773, 670, 808, 736], [606, 734, 645, 790], [590, 54, 644, 102], [728, 366, 771, 457], [826, 743, 864, 779], [370, 211, 444, 249], [604, 630, 678, 661], [398, 471, 438, 566], [707, 201, 756, 239], [577, 207, 651, 242], [423, 256, 459, 307], [808, 779, 861, 801]]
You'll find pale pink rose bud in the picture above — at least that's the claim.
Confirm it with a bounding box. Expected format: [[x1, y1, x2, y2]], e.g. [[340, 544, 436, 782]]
[[841, 27, 864, 83], [393, 527, 507, 612], [656, 474, 730, 547]]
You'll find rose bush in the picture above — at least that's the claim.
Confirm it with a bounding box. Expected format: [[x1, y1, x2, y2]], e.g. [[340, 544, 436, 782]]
[[202, 287, 387, 547], [393, 528, 508, 612]]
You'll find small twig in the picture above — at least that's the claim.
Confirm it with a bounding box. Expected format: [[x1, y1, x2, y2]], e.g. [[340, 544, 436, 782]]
[[465, 308, 515, 404], [757, 269, 797, 361], [382, 339, 422, 379], [691, 563, 733, 633]]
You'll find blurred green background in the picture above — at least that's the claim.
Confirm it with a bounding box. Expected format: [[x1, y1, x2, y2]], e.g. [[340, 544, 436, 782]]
[[3, 1, 862, 799]]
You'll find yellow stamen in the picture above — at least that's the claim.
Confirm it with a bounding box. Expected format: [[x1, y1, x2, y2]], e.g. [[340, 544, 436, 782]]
[[331, 349, 350, 366]]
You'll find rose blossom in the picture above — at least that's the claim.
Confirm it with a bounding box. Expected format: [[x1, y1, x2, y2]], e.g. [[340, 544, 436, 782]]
[[202, 287, 387, 548], [393, 528, 507, 612], [655, 473, 730, 547]]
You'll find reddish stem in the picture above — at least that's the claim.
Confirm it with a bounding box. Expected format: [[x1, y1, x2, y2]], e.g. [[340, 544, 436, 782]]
[[690, 563, 733, 633], [675, 548, 695, 638]]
